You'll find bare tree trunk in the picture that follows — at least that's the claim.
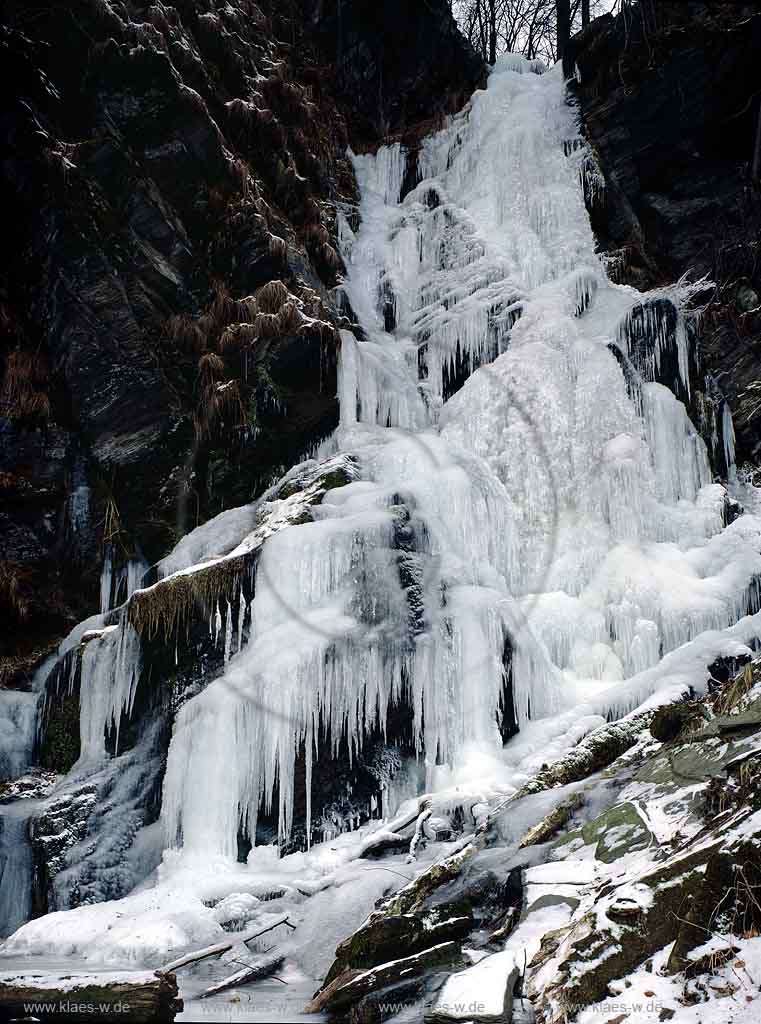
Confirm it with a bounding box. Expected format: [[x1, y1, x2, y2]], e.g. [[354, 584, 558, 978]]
[[582, 0, 591, 27], [557, 0, 571, 61], [475, 0, 488, 61], [489, 0, 497, 64]]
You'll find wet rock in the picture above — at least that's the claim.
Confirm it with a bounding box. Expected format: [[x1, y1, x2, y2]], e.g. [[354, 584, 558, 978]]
[[428, 953, 520, 1023], [304, 0, 485, 147], [650, 701, 708, 744], [307, 942, 462, 1015], [348, 976, 426, 1024], [581, 801, 652, 864], [693, 701, 761, 739]]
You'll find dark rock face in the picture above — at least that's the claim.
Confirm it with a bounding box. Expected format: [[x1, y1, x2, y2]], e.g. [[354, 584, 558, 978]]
[[567, 1, 761, 466], [1, 0, 483, 682], [302, 0, 486, 145]]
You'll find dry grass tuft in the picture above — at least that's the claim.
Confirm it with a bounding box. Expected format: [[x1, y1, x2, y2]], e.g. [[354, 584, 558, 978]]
[[714, 662, 756, 715], [220, 322, 261, 355], [197, 352, 225, 394], [256, 279, 289, 314], [128, 555, 249, 641], [0, 562, 30, 621], [254, 312, 282, 339], [219, 326, 242, 356], [278, 301, 302, 334], [165, 314, 207, 354], [237, 296, 259, 322], [210, 283, 237, 326]]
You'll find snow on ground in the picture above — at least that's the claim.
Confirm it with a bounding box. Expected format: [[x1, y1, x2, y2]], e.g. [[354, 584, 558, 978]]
[[576, 937, 761, 1024]]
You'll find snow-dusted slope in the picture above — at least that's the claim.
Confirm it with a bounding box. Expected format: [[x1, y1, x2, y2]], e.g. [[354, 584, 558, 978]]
[[3, 57, 761, 1011]]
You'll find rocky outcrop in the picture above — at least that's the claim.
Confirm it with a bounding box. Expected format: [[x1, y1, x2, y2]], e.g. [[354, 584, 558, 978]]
[[567, 1, 761, 467], [1, 1, 350, 675]]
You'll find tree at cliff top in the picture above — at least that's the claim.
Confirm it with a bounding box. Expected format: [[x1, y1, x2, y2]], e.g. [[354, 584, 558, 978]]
[[453, 0, 615, 64]]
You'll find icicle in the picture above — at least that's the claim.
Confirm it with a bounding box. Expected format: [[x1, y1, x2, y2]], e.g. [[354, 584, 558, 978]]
[[99, 545, 113, 614], [305, 715, 313, 851], [722, 401, 736, 475], [224, 600, 233, 664], [78, 619, 141, 762], [126, 555, 149, 598], [237, 585, 245, 653]]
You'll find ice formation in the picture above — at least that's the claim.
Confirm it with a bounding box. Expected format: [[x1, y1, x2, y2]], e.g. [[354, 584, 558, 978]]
[[4, 54, 761, 970], [160, 53, 761, 858]]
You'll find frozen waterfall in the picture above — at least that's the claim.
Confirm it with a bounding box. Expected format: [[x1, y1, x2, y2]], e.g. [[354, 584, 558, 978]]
[[158, 55, 761, 857], [5, 53, 761, 973]]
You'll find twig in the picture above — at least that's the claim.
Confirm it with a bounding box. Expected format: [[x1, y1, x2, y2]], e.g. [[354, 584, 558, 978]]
[[157, 915, 293, 974]]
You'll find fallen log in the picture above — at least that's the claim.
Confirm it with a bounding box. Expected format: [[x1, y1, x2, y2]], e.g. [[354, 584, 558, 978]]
[[0, 970, 181, 1023], [356, 797, 432, 860], [158, 914, 293, 974], [358, 829, 411, 859], [517, 792, 584, 848], [198, 952, 285, 999]]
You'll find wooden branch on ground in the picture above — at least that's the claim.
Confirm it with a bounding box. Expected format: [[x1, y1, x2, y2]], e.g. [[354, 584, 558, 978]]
[[406, 808, 432, 863], [356, 796, 431, 860], [158, 914, 293, 974], [198, 952, 285, 999]]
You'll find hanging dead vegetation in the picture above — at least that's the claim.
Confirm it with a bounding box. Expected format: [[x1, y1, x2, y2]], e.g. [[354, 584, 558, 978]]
[[164, 314, 208, 355], [127, 553, 252, 642], [1, 349, 51, 422], [256, 279, 290, 314], [0, 561, 30, 622], [278, 300, 302, 334]]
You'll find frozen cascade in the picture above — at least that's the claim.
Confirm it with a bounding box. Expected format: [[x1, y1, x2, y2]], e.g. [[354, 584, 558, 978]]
[[0, 803, 35, 939], [0, 691, 40, 782], [722, 399, 737, 475], [5, 52, 761, 974], [77, 622, 142, 762], [124, 556, 149, 600], [158, 55, 761, 858]]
